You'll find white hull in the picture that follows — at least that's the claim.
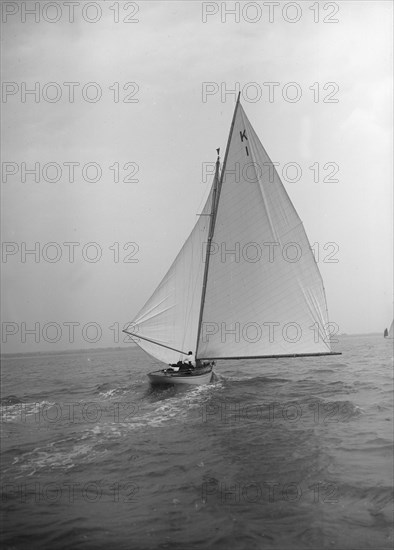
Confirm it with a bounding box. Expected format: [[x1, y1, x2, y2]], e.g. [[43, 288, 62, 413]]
[[148, 367, 213, 386]]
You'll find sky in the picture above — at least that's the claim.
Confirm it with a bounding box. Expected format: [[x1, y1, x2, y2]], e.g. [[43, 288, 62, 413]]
[[1, 0, 393, 353]]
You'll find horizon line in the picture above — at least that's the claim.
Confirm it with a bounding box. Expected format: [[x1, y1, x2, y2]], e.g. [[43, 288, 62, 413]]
[[0, 332, 389, 358]]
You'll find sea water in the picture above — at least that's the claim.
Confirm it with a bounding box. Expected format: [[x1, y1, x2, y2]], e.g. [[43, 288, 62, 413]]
[[1, 334, 393, 549]]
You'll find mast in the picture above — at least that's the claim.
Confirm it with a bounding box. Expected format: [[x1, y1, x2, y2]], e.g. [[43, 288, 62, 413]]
[[195, 93, 241, 358]]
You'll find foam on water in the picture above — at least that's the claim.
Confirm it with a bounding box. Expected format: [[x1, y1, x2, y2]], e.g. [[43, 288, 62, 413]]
[[9, 432, 110, 477], [1, 400, 56, 422]]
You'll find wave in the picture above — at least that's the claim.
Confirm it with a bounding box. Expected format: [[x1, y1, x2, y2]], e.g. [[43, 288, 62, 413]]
[[337, 483, 393, 516], [1, 394, 23, 405], [219, 374, 289, 384], [309, 368, 335, 374], [8, 432, 110, 477]]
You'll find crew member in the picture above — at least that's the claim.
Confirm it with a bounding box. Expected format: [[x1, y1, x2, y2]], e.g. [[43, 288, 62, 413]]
[[183, 351, 196, 368]]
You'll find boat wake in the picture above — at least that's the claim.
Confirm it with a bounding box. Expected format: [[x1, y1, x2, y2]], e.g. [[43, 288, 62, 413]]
[[8, 432, 109, 477], [1, 398, 56, 422]]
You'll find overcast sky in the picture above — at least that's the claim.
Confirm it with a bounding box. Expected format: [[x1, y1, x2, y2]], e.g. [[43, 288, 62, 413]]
[[1, 0, 393, 353]]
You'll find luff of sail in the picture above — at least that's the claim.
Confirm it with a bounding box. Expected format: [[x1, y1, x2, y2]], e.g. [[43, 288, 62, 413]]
[[387, 321, 394, 339], [197, 101, 332, 359]]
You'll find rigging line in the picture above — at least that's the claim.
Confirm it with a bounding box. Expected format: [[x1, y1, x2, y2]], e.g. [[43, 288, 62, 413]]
[[194, 157, 220, 359], [122, 330, 189, 355]]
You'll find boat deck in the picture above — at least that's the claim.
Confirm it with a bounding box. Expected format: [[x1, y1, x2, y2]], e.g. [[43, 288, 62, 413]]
[[161, 364, 213, 377], [147, 363, 214, 386]]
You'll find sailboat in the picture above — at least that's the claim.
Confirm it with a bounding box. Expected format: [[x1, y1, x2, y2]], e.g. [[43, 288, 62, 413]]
[[124, 93, 341, 385], [385, 321, 394, 339]]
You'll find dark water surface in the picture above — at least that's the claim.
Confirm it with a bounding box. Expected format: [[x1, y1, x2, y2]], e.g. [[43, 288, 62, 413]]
[[1, 335, 393, 549]]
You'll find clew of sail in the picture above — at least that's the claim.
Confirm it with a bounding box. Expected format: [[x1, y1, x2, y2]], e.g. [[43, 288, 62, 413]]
[[197, 102, 332, 359], [125, 186, 214, 365]]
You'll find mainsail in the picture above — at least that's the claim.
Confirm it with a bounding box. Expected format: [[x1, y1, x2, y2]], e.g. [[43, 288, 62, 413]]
[[126, 96, 335, 364]]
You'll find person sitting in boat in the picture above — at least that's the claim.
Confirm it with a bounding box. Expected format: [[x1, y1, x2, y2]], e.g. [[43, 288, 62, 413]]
[[183, 351, 196, 368], [167, 359, 183, 371], [168, 352, 196, 372]]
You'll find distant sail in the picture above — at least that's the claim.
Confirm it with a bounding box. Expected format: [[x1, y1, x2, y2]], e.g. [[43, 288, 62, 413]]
[[384, 328, 388, 337], [198, 103, 331, 358]]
